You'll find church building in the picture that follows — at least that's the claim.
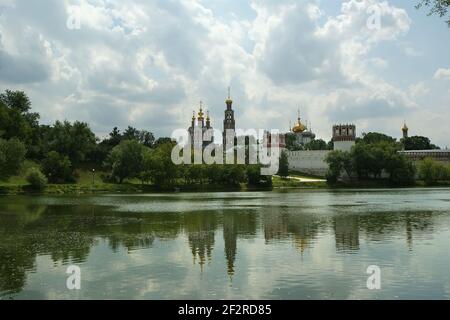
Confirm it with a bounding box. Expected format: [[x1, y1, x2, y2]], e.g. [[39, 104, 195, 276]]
[[188, 102, 214, 149]]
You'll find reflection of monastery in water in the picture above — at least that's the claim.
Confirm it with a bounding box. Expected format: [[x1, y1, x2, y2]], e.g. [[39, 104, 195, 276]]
[[333, 215, 360, 252]]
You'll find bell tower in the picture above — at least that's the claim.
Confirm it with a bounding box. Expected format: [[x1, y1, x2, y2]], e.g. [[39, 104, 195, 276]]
[[223, 87, 236, 147]]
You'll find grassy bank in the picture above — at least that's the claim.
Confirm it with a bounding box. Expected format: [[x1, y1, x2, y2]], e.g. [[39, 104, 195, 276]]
[[2, 168, 450, 196]]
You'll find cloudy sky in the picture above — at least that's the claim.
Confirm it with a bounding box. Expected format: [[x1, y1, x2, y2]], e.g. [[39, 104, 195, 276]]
[[0, 0, 449, 146]]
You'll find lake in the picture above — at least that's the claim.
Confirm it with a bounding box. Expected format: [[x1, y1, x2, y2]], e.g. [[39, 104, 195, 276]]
[[1, 188, 450, 300]]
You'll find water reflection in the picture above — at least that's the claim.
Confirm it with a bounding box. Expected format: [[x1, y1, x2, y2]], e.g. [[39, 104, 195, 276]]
[[1, 189, 450, 299]]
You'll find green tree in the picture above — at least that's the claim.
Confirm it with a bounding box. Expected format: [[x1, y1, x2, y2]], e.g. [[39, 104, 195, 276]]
[[277, 151, 289, 178], [403, 136, 440, 151], [105, 140, 146, 184], [386, 153, 416, 186], [146, 143, 180, 188], [0, 138, 27, 181], [325, 150, 350, 183], [139, 131, 155, 148], [154, 137, 173, 149], [0, 90, 40, 154], [305, 139, 328, 150], [26, 167, 48, 191], [418, 158, 446, 185], [44, 120, 96, 165], [416, 0, 450, 26], [285, 133, 303, 151], [361, 132, 396, 145], [222, 165, 246, 185], [247, 165, 273, 188], [42, 151, 75, 184]]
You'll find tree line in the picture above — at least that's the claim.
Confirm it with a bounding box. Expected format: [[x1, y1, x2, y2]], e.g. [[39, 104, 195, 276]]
[[325, 132, 417, 186], [0, 90, 271, 190]]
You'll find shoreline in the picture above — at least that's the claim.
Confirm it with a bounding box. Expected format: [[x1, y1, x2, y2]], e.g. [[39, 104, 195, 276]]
[[1, 179, 450, 196]]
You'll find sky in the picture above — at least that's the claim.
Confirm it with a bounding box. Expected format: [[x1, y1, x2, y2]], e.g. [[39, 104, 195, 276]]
[[0, 0, 449, 146]]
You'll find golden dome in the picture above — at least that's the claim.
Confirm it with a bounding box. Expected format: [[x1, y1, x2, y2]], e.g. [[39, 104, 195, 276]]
[[292, 119, 306, 133], [197, 101, 204, 119], [402, 122, 408, 131], [226, 87, 233, 104]]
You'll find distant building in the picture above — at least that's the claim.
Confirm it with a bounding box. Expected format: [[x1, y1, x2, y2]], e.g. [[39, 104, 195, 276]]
[[223, 88, 236, 149], [290, 110, 316, 146], [402, 121, 409, 140], [399, 122, 450, 163], [263, 131, 286, 151], [287, 124, 357, 176], [332, 124, 356, 152], [188, 102, 214, 149], [399, 149, 450, 163]]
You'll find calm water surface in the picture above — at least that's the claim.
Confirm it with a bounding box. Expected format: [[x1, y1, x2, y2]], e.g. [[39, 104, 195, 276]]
[[1, 188, 450, 300]]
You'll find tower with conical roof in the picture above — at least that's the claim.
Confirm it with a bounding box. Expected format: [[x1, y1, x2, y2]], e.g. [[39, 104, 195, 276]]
[[402, 121, 409, 140], [223, 87, 236, 148]]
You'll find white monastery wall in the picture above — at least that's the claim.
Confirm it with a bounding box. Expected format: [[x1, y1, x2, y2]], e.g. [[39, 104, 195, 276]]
[[286, 150, 330, 177]]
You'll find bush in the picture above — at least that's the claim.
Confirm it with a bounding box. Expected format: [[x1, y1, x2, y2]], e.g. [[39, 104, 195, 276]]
[[247, 165, 272, 187], [42, 151, 76, 184], [26, 167, 48, 191], [418, 158, 447, 185]]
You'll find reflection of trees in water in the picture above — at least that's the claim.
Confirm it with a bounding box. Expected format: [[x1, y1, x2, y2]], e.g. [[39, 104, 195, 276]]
[[0, 204, 182, 295], [333, 215, 360, 253], [358, 211, 435, 250], [333, 211, 436, 253], [0, 198, 441, 296]]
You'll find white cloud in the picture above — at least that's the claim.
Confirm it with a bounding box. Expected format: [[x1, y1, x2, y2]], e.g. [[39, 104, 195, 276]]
[[434, 68, 450, 80], [0, 0, 448, 146]]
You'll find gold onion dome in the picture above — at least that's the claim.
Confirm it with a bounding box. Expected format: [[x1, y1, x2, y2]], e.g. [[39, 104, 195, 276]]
[[402, 122, 408, 131], [292, 119, 307, 133], [226, 87, 233, 104], [198, 102, 204, 119]]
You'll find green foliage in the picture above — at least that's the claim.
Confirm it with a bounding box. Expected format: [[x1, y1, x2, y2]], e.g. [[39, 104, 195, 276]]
[[0, 138, 27, 181], [277, 151, 289, 178], [326, 140, 416, 186], [418, 158, 449, 185], [144, 142, 180, 188], [361, 132, 396, 145], [43, 120, 97, 165], [42, 151, 75, 184], [325, 150, 352, 183], [154, 137, 174, 149], [26, 167, 48, 191], [304, 139, 328, 150], [386, 153, 416, 186], [0, 90, 40, 154], [247, 165, 272, 188], [285, 133, 301, 151], [403, 136, 440, 151], [105, 140, 146, 184], [416, 0, 450, 26]]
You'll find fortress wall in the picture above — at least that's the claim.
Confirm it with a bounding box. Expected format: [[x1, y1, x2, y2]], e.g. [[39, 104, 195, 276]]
[[286, 150, 330, 177]]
